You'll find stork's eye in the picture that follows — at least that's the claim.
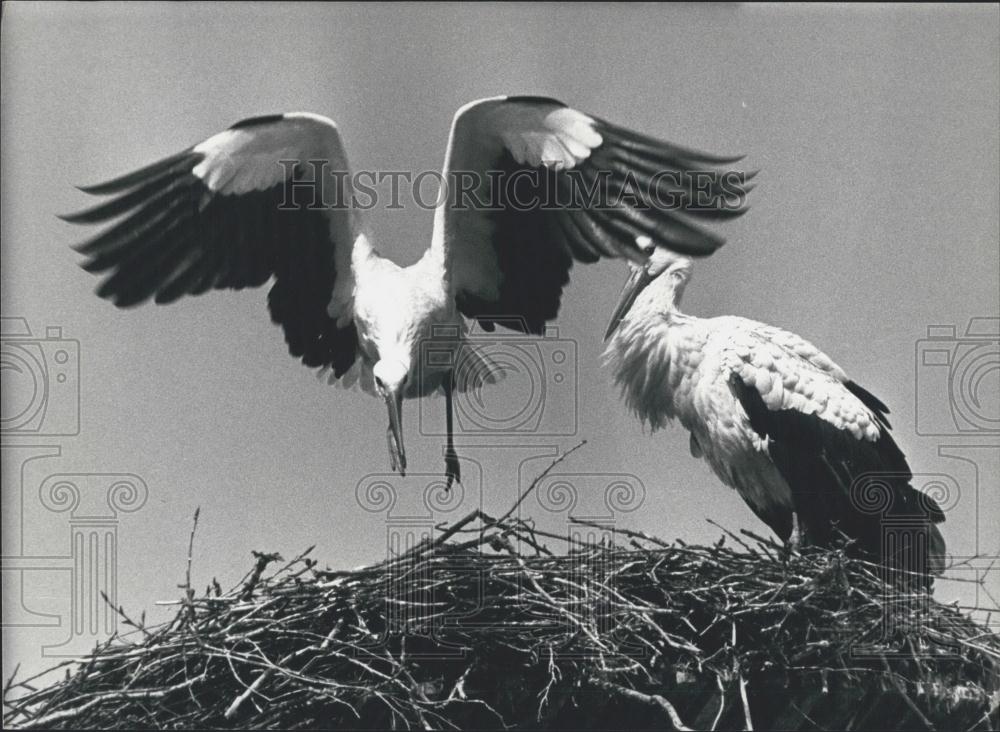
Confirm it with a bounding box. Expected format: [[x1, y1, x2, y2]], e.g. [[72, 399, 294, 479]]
[[375, 375, 385, 390]]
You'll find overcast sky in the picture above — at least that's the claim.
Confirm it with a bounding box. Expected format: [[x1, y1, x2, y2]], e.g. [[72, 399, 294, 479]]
[[2, 3, 998, 678]]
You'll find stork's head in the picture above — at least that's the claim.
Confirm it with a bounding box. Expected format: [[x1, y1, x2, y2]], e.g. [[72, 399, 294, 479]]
[[604, 246, 693, 340], [373, 358, 410, 398]]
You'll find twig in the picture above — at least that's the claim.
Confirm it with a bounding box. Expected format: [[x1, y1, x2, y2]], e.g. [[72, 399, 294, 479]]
[[495, 440, 587, 526], [179, 507, 201, 623], [5, 493, 998, 731], [739, 673, 753, 731], [589, 678, 692, 730], [711, 673, 726, 731]]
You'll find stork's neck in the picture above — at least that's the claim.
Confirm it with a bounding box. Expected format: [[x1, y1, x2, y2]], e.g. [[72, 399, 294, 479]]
[[629, 271, 687, 324], [604, 276, 696, 431], [416, 238, 448, 281], [351, 232, 379, 271]]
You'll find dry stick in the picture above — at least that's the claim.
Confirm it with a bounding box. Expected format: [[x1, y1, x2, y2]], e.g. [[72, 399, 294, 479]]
[[569, 517, 671, 549], [732, 622, 754, 731], [738, 674, 753, 732], [739, 527, 780, 546], [502, 522, 589, 550], [179, 507, 201, 623], [426, 509, 487, 552], [381, 509, 487, 571], [185, 508, 200, 590], [100, 591, 152, 640], [276, 545, 315, 576], [494, 440, 587, 527], [495, 536, 616, 657], [241, 552, 284, 600], [224, 648, 293, 719], [22, 674, 206, 729], [711, 673, 727, 732], [2, 664, 21, 700], [498, 523, 553, 556], [880, 656, 935, 732], [376, 443, 590, 568], [589, 678, 692, 731], [7, 464, 1000, 731], [707, 519, 759, 555]]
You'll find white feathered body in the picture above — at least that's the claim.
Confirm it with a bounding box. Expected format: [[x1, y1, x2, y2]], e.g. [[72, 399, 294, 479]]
[[604, 252, 945, 575], [607, 304, 881, 538]]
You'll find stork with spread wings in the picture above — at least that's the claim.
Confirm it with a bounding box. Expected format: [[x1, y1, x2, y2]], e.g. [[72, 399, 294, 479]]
[[64, 96, 750, 485]]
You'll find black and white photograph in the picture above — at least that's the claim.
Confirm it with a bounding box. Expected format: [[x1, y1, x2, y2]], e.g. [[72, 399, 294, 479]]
[[2, 3, 998, 729]]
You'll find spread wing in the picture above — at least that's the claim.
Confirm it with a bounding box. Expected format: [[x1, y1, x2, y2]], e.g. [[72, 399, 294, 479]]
[[63, 113, 362, 377], [726, 330, 945, 577], [433, 96, 752, 334]]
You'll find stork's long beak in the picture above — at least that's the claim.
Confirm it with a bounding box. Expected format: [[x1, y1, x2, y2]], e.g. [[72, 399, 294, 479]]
[[385, 390, 406, 475], [604, 266, 654, 341]]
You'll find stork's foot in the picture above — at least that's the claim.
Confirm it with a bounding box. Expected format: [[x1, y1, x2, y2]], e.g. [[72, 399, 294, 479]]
[[445, 449, 461, 490], [387, 426, 407, 476]]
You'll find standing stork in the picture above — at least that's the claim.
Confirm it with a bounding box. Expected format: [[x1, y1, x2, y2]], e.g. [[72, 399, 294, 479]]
[[603, 249, 946, 579], [64, 96, 749, 486]]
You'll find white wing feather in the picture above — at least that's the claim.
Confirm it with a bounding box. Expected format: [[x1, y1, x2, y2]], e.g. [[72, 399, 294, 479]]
[[718, 320, 879, 441], [433, 96, 749, 334]]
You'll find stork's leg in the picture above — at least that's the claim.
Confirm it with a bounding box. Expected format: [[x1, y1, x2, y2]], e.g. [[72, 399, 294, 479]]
[[789, 511, 803, 551], [387, 427, 397, 471], [444, 374, 461, 489]]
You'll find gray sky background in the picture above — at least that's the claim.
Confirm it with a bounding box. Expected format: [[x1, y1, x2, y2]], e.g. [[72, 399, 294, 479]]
[[2, 3, 998, 678]]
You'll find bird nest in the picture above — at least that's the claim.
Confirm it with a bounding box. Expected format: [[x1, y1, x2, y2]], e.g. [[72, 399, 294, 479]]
[[4, 474, 999, 730]]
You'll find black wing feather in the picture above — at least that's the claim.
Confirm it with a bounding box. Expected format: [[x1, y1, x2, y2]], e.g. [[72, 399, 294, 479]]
[[845, 379, 893, 429], [730, 374, 945, 580], [455, 155, 572, 335], [456, 103, 751, 334], [75, 149, 199, 195], [65, 152, 358, 377]]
